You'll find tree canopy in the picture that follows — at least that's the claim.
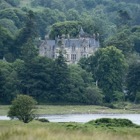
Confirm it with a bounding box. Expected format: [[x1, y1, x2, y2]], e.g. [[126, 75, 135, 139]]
[[0, 0, 140, 104]]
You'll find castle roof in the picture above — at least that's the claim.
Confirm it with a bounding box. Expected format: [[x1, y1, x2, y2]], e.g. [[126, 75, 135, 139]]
[[67, 39, 81, 47], [47, 40, 55, 46]]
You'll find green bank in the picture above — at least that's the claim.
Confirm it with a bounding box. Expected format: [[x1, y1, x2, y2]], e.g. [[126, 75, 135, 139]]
[[0, 103, 140, 116]]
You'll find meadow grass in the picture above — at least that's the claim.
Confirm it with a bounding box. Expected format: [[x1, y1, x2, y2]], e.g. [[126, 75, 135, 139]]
[[0, 105, 10, 116], [0, 120, 140, 140], [0, 104, 140, 116]]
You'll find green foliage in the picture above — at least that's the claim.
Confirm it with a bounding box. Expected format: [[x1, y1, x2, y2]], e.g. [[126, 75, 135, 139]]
[[0, 0, 140, 105], [126, 62, 140, 103], [85, 87, 103, 105], [36, 118, 49, 123], [0, 8, 26, 28], [105, 28, 132, 54], [20, 39, 38, 62], [0, 25, 14, 60], [87, 46, 127, 102], [5, 0, 20, 7], [106, 26, 140, 55], [117, 10, 131, 27], [49, 51, 70, 102], [0, 60, 19, 104], [35, 8, 66, 38], [8, 94, 37, 123], [0, 18, 18, 35], [66, 9, 79, 21], [50, 21, 80, 39], [113, 91, 125, 102], [14, 10, 37, 60], [88, 118, 137, 127], [65, 65, 90, 103], [18, 56, 53, 102]]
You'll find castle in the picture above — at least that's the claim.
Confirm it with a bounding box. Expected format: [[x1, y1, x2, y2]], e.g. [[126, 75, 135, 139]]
[[39, 28, 100, 64]]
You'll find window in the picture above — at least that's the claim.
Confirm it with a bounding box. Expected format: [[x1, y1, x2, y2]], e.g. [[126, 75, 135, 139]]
[[71, 54, 76, 61], [84, 47, 86, 51]]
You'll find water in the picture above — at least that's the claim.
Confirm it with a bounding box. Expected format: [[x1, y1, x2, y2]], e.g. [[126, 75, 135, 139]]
[[0, 116, 10, 120], [39, 114, 140, 124], [1, 114, 140, 125]]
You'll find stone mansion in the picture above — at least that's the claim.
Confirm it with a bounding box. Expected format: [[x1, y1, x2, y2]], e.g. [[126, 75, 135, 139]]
[[39, 28, 100, 64]]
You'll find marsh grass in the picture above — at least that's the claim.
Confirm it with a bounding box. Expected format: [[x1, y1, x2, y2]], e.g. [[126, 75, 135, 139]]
[[0, 120, 140, 140]]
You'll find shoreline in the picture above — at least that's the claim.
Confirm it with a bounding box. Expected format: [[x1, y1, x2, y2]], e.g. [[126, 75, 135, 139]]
[[0, 104, 140, 116]]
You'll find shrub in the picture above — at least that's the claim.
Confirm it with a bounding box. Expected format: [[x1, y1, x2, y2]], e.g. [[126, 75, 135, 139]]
[[36, 118, 49, 123], [87, 118, 136, 127], [8, 95, 37, 123]]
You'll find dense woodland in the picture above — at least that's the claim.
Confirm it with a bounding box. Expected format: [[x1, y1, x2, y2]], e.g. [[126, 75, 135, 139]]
[[0, 0, 140, 105]]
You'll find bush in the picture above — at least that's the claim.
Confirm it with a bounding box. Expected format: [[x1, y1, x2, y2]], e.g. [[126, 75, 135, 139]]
[[8, 95, 37, 123], [87, 118, 136, 127], [36, 118, 49, 123]]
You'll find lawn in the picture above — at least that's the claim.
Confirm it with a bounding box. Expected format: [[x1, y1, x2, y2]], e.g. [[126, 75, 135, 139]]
[[0, 120, 140, 140]]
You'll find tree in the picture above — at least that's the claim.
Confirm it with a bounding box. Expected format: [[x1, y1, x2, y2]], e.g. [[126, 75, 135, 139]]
[[8, 95, 37, 123], [65, 65, 93, 104], [126, 62, 140, 103], [20, 39, 38, 62], [117, 10, 131, 27], [0, 60, 19, 104], [49, 21, 80, 39], [85, 86, 103, 105], [49, 51, 70, 102], [66, 9, 79, 21], [18, 56, 53, 102], [88, 46, 127, 102], [5, 0, 20, 7], [0, 25, 14, 60], [105, 27, 133, 55], [0, 69, 5, 103], [14, 10, 37, 59]]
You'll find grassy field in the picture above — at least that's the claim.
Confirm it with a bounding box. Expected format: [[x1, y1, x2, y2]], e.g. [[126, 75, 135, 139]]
[[0, 104, 140, 116], [0, 120, 140, 140]]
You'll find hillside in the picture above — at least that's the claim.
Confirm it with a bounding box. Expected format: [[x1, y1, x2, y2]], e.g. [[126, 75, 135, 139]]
[[0, 0, 140, 105], [0, 0, 140, 38]]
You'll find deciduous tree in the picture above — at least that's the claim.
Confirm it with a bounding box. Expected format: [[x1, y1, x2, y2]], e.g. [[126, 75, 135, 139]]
[[88, 46, 127, 102], [8, 95, 37, 123]]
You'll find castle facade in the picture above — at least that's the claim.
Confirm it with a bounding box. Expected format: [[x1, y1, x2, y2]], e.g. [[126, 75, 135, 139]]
[[39, 28, 100, 64]]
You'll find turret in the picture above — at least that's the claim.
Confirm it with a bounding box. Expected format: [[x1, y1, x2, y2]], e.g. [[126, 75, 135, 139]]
[[79, 27, 85, 37], [45, 34, 49, 40], [97, 33, 99, 40], [67, 34, 70, 39]]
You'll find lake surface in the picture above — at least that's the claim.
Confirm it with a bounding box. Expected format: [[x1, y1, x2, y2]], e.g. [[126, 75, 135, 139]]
[[1, 114, 140, 125]]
